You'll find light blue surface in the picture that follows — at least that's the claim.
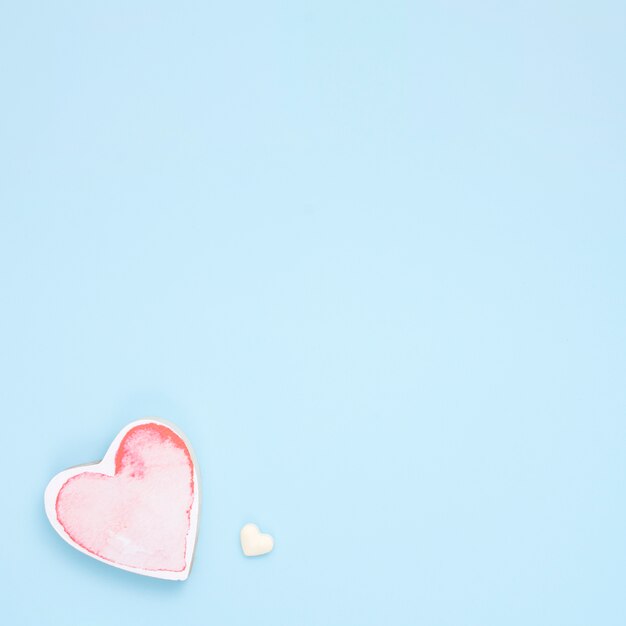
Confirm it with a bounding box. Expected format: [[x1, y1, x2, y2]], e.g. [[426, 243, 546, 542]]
[[1, 2, 625, 624]]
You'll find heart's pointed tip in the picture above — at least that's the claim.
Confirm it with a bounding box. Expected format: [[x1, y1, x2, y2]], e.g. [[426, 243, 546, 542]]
[[173, 563, 192, 580]]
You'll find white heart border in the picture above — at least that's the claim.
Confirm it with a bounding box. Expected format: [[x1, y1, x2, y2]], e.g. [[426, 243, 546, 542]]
[[44, 417, 200, 581]]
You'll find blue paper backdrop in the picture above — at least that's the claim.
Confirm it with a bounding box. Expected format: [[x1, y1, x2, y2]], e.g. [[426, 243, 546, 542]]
[[1, 2, 625, 624]]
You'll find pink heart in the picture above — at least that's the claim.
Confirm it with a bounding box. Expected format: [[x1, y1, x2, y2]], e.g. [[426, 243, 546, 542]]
[[45, 420, 199, 580]]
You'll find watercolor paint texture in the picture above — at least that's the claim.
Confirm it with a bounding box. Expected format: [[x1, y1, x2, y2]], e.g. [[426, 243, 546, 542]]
[[45, 420, 199, 580]]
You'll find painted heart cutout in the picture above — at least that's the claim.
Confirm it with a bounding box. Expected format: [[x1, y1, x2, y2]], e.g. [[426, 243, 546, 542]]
[[44, 419, 200, 580], [240, 523, 274, 557]]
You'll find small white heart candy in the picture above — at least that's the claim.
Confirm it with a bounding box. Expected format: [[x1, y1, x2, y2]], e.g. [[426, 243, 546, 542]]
[[240, 523, 274, 557]]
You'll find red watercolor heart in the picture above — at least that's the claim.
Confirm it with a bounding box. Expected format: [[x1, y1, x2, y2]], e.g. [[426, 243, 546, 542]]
[[45, 420, 199, 580]]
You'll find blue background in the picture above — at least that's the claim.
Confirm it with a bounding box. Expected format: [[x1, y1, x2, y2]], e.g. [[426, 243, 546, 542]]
[[1, 1, 625, 624]]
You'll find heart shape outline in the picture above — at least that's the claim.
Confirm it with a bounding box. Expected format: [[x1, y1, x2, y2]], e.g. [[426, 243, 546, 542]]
[[44, 418, 200, 580]]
